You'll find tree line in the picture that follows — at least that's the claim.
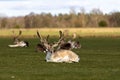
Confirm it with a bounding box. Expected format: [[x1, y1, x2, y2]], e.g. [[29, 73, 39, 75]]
[[0, 8, 120, 28]]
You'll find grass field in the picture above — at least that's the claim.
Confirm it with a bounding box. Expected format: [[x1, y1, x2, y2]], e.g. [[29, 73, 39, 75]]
[[0, 37, 120, 80], [1, 28, 120, 37]]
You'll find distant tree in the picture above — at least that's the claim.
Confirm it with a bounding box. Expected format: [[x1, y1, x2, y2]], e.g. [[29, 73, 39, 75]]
[[1, 8, 120, 28], [1, 18, 7, 28], [109, 12, 120, 27], [98, 20, 107, 27], [90, 8, 103, 15], [24, 15, 31, 28], [79, 7, 86, 27], [69, 8, 78, 27], [57, 13, 66, 27], [89, 8, 103, 27], [14, 24, 20, 28], [69, 7, 76, 14]]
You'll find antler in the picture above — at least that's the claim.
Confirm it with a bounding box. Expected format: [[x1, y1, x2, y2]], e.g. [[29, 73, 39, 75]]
[[59, 30, 63, 39], [37, 30, 50, 43], [15, 30, 22, 38], [12, 30, 22, 43], [37, 30, 51, 50], [37, 30, 45, 43], [52, 30, 65, 48], [37, 30, 41, 39]]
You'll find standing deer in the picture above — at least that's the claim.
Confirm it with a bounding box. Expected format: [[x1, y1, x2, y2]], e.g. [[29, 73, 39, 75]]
[[36, 31, 80, 63], [8, 30, 29, 47]]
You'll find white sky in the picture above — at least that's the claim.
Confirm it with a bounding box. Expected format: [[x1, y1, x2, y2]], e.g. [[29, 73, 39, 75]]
[[0, 0, 120, 17]]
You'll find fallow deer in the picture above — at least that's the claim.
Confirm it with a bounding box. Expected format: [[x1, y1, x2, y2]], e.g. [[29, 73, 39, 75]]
[[57, 31, 81, 50], [8, 30, 29, 47], [36, 31, 80, 63]]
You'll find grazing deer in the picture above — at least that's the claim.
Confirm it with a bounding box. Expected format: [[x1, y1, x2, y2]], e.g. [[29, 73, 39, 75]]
[[8, 30, 29, 47], [36, 31, 80, 63]]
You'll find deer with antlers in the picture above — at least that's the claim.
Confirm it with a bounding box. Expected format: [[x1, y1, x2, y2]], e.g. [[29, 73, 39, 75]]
[[8, 30, 29, 47], [36, 30, 80, 63], [56, 31, 81, 50]]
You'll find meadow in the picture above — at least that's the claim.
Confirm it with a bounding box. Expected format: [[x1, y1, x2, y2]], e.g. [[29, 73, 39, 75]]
[[0, 37, 120, 80], [1, 28, 120, 37], [0, 28, 120, 80]]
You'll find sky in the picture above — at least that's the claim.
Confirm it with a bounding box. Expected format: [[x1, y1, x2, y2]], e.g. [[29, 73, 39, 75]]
[[0, 0, 120, 17]]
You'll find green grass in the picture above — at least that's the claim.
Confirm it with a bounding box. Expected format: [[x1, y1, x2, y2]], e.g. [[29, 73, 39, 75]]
[[0, 37, 120, 80]]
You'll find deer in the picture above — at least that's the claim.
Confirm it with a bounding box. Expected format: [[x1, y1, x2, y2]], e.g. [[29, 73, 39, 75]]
[[36, 31, 80, 63], [8, 30, 29, 47], [56, 31, 81, 50]]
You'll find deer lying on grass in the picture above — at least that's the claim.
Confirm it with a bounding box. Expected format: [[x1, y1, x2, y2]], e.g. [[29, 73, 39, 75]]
[[36, 31, 80, 63], [56, 30, 81, 50], [8, 30, 29, 47]]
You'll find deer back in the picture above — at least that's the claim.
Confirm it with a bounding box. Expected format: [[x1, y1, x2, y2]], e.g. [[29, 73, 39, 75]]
[[49, 50, 80, 63]]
